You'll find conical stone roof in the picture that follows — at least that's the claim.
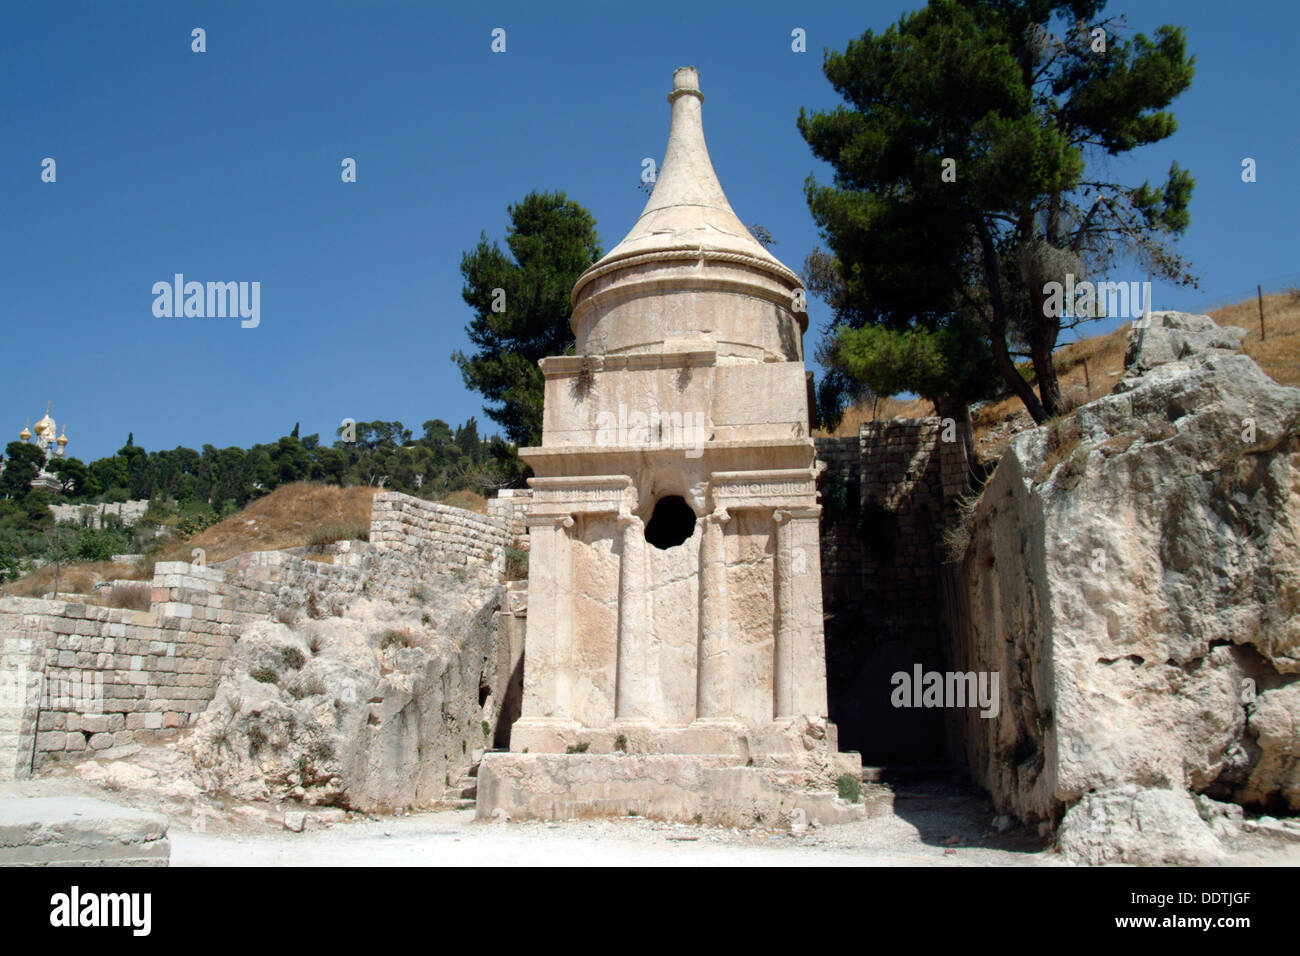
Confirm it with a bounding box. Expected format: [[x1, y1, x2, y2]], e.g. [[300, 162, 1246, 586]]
[[570, 68, 805, 360], [576, 67, 798, 289]]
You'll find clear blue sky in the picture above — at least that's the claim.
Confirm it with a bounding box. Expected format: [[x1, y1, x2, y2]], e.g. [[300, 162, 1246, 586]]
[[3, 0, 1296, 463]]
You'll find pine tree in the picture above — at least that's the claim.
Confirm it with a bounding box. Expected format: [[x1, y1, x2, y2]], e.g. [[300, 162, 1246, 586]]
[[452, 191, 602, 446], [799, 0, 1196, 424]]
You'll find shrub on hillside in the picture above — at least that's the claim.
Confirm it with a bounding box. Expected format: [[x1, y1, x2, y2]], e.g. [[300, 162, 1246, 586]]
[[308, 522, 370, 548]]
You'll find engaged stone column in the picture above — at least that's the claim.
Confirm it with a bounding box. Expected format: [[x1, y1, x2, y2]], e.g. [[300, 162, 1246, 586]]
[[772, 509, 795, 719], [778, 505, 829, 718], [615, 513, 649, 719], [696, 509, 732, 719], [522, 513, 574, 719]]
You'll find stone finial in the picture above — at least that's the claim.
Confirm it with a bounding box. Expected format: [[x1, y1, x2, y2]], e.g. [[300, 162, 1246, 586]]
[[669, 66, 702, 102], [571, 67, 802, 310]]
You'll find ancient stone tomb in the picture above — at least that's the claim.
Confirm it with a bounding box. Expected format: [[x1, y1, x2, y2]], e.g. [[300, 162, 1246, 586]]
[[478, 68, 860, 825]]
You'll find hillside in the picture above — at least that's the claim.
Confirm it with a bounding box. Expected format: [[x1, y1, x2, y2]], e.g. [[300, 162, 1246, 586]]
[[822, 290, 1300, 464]]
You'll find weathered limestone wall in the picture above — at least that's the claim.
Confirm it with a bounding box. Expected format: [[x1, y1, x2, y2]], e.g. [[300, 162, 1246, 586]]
[[815, 420, 969, 760], [0, 490, 514, 782], [49, 499, 150, 528], [369, 492, 509, 575], [0, 567, 244, 767], [488, 488, 533, 549], [946, 314, 1300, 863]]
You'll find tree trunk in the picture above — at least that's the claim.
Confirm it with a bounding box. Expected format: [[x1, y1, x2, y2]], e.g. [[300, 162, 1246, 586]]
[[1028, 282, 1063, 418], [975, 220, 1049, 424], [1028, 325, 1063, 419]]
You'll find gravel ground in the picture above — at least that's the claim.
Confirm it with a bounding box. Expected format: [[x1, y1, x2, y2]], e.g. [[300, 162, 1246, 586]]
[[5, 741, 1299, 866]]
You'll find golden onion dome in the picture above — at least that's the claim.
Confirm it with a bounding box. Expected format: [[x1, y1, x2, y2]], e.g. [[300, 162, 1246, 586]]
[[57, 427, 68, 446], [19, 421, 31, 441]]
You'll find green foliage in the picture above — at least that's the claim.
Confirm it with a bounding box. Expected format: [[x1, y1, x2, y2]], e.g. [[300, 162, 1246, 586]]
[[836, 773, 863, 803], [0, 412, 522, 586], [279, 647, 306, 670], [452, 191, 603, 447], [504, 546, 529, 581], [834, 321, 998, 404], [0, 442, 45, 499], [799, 0, 1196, 423], [308, 522, 369, 548], [249, 666, 278, 684]]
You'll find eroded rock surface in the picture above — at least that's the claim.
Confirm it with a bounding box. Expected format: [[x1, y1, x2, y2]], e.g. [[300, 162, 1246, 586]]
[[949, 311, 1300, 862], [186, 576, 507, 812]]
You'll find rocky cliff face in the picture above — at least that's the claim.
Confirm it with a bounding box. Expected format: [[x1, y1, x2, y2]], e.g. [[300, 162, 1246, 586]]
[[185, 574, 508, 813], [949, 312, 1300, 863]]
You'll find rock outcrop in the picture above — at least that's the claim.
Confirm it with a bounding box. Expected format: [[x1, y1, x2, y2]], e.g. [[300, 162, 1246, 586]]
[[186, 574, 509, 812], [948, 311, 1300, 863]]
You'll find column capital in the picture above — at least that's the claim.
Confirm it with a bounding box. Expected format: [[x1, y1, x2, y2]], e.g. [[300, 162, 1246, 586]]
[[705, 507, 732, 527], [525, 512, 575, 530], [774, 505, 820, 523]]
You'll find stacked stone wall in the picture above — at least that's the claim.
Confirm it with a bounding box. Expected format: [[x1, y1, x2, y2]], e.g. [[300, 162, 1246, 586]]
[[49, 499, 150, 528], [370, 492, 509, 572], [814, 419, 969, 762], [0, 491, 512, 777], [488, 489, 533, 549]]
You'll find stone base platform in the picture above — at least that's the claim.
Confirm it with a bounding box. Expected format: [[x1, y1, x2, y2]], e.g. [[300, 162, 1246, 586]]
[[476, 753, 871, 828], [0, 796, 170, 866]]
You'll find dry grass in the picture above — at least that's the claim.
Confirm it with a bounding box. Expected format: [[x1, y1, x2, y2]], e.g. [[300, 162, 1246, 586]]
[[3, 484, 382, 597], [819, 395, 935, 438], [1209, 291, 1300, 388], [438, 489, 488, 514], [98, 583, 152, 611], [1, 561, 131, 599], [159, 483, 379, 567], [826, 290, 1300, 465]]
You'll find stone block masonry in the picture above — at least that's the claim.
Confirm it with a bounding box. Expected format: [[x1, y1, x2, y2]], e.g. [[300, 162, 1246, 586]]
[[0, 490, 513, 778], [487, 488, 532, 550], [49, 499, 150, 528], [814, 419, 970, 762]]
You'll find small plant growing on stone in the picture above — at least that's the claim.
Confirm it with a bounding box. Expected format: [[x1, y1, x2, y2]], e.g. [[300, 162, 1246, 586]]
[[421, 612, 432, 626], [306, 589, 323, 620], [482, 720, 491, 738], [308, 739, 335, 762], [836, 773, 863, 803], [573, 355, 596, 398], [247, 723, 268, 756], [615, 734, 628, 753], [276, 607, 300, 626], [280, 646, 306, 670], [250, 665, 278, 685], [565, 742, 590, 754], [505, 546, 529, 581], [379, 628, 412, 650], [308, 633, 322, 655]]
